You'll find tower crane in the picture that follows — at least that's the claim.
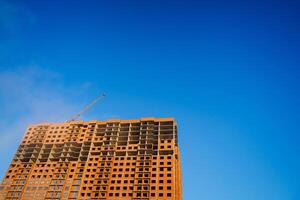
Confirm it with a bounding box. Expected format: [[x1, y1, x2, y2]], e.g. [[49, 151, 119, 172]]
[[66, 92, 106, 123]]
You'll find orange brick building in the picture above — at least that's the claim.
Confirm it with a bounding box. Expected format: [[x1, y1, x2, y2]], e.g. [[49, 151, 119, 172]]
[[0, 118, 182, 199]]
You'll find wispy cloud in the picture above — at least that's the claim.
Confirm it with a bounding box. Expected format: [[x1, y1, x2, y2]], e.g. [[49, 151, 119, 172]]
[[0, 66, 83, 177]]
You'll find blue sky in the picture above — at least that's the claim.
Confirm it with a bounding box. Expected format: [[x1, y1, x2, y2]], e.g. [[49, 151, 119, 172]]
[[0, 0, 299, 199]]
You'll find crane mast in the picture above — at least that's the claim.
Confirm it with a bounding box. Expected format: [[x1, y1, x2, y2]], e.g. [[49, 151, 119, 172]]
[[66, 93, 106, 123]]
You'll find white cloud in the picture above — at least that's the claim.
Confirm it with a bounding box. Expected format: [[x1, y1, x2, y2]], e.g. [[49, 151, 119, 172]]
[[0, 66, 82, 174]]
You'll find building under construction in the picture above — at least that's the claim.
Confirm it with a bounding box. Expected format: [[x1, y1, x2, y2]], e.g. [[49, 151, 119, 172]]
[[0, 118, 182, 199]]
